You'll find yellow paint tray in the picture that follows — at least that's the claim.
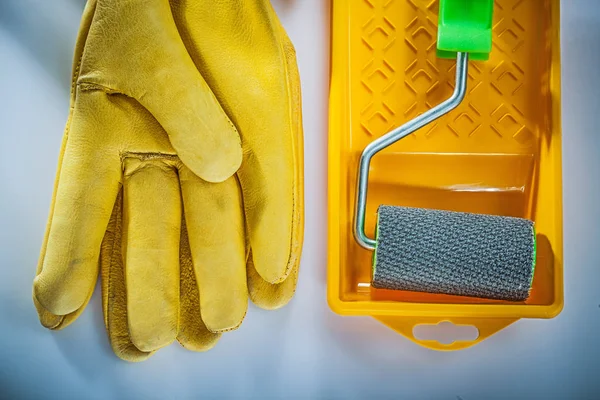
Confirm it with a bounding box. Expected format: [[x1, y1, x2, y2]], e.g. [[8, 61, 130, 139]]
[[327, 0, 563, 350]]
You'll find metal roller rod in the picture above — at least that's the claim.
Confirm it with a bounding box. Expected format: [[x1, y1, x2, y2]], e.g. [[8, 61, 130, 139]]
[[353, 52, 470, 250]]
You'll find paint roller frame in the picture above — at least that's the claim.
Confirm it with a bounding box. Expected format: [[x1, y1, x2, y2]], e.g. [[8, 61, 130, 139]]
[[352, 0, 536, 301]]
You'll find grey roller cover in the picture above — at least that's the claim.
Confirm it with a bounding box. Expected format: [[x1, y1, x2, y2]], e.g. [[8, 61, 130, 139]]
[[372, 205, 536, 301]]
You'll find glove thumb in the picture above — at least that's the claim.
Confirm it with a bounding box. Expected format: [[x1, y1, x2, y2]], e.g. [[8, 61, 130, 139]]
[[78, 0, 242, 182]]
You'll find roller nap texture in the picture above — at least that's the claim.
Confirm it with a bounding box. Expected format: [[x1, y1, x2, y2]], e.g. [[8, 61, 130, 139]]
[[372, 205, 536, 301]]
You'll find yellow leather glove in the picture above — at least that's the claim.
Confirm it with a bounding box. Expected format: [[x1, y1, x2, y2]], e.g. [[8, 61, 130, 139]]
[[33, 0, 303, 362]]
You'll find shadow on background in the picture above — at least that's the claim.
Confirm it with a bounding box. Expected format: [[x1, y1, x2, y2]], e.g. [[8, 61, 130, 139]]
[[52, 285, 115, 378], [0, 0, 86, 93]]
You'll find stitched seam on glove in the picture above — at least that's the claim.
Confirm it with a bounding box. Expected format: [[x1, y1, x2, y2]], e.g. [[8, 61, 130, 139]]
[[78, 81, 122, 95], [207, 307, 248, 333], [280, 44, 301, 283], [120, 152, 180, 163]]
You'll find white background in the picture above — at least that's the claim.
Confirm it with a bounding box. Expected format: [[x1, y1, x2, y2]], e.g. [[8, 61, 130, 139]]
[[0, 0, 599, 398]]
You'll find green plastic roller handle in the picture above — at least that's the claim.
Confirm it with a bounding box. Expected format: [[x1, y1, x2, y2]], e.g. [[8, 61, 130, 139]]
[[437, 0, 494, 61]]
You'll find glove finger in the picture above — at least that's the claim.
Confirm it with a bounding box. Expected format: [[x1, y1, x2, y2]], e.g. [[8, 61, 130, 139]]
[[240, 29, 304, 285], [79, 0, 242, 182], [247, 249, 300, 310], [121, 156, 181, 352], [101, 189, 153, 362], [32, 131, 93, 330], [177, 218, 221, 352], [34, 290, 92, 330], [32, 0, 102, 329], [179, 167, 248, 333], [33, 105, 122, 318], [171, 1, 304, 283]]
